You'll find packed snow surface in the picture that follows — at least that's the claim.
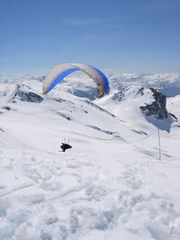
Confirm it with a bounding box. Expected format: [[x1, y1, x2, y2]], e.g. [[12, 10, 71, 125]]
[[0, 76, 180, 240]]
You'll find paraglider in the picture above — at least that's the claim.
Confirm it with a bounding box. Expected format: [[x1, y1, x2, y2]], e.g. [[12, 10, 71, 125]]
[[42, 63, 110, 98], [60, 142, 72, 152]]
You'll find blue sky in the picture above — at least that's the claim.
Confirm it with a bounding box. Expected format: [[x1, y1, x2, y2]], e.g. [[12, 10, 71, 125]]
[[0, 0, 180, 75]]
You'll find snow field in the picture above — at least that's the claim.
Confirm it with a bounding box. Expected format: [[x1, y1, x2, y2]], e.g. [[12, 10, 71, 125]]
[[0, 79, 180, 239]]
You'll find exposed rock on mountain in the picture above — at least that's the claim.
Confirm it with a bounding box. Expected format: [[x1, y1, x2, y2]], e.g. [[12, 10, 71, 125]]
[[169, 112, 178, 121], [0, 84, 43, 104], [111, 91, 124, 101], [140, 88, 168, 120], [2, 106, 11, 111], [17, 91, 43, 103]]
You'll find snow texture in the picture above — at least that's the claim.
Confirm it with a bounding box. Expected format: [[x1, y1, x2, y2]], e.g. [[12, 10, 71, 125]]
[[0, 74, 180, 240]]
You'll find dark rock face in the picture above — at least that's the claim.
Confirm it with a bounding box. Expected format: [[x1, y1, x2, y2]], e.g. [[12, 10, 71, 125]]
[[1, 84, 43, 103], [2, 106, 11, 111], [29, 76, 46, 82], [112, 91, 124, 101], [17, 91, 43, 103], [140, 88, 168, 120], [138, 87, 145, 96], [169, 113, 178, 121]]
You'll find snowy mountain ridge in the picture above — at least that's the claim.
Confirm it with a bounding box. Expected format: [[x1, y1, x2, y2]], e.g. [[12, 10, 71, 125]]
[[0, 72, 180, 99]]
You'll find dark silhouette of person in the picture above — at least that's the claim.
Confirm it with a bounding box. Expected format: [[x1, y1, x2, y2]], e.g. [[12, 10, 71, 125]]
[[61, 142, 72, 152]]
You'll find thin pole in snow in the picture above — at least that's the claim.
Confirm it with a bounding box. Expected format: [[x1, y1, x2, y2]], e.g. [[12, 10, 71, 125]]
[[158, 128, 161, 161]]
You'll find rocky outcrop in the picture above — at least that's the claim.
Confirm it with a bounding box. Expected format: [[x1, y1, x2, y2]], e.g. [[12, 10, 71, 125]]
[[0, 84, 43, 104], [112, 91, 124, 101], [169, 113, 178, 121], [17, 91, 43, 103], [2, 106, 11, 111], [140, 88, 168, 120], [29, 76, 45, 82], [137, 87, 145, 96], [0, 128, 4, 132]]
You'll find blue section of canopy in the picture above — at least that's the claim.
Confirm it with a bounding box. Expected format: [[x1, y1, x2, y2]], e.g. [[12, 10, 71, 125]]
[[88, 65, 109, 92], [46, 68, 79, 93]]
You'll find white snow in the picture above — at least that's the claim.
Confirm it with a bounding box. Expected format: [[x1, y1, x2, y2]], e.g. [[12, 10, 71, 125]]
[[0, 75, 180, 240]]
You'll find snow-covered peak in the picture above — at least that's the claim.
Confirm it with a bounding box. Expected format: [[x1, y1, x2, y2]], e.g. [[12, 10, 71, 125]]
[[96, 86, 177, 132]]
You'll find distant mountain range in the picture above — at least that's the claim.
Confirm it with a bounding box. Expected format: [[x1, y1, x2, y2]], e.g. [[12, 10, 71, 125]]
[[1, 72, 179, 99]]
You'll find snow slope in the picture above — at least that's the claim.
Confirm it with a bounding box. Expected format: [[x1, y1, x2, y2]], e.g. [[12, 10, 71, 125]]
[[0, 78, 180, 240]]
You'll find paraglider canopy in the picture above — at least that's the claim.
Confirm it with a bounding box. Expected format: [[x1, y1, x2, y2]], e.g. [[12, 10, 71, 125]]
[[42, 63, 110, 98]]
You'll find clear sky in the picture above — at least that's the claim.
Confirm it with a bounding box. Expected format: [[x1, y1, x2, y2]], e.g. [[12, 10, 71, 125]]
[[0, 0, 180, 75]]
